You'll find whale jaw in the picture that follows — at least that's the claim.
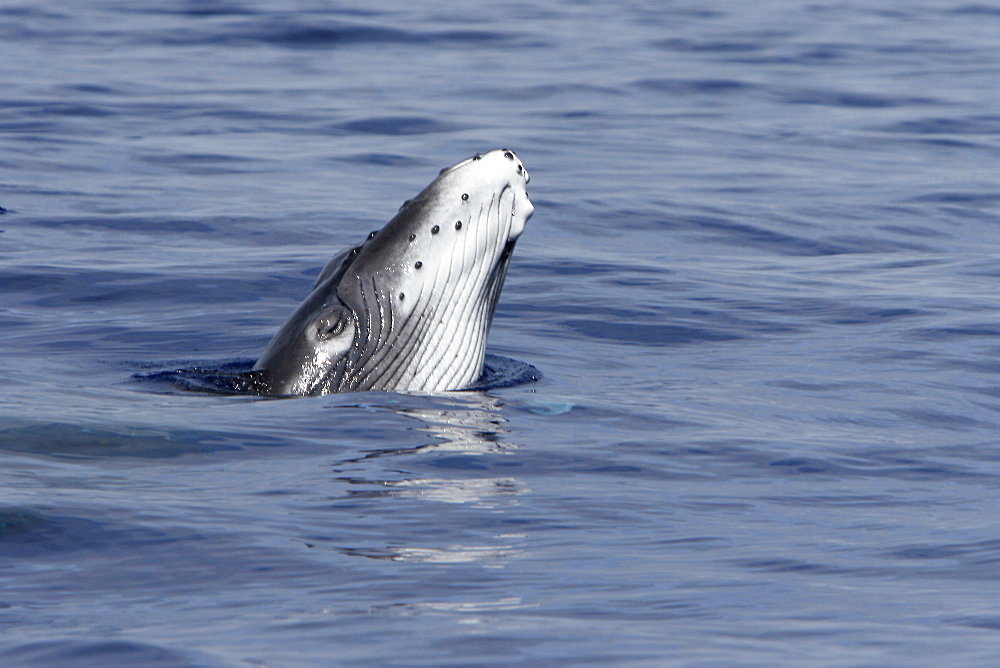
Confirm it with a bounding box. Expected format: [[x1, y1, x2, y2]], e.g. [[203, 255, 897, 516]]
[[253, 149, 533, 395]]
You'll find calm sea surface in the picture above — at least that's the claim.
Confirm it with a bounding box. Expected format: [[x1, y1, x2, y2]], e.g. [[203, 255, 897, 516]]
[[2, 1, 1000, 665]]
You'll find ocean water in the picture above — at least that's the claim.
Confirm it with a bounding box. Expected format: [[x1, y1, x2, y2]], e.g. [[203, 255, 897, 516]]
[[2, 0, 1000, 664]]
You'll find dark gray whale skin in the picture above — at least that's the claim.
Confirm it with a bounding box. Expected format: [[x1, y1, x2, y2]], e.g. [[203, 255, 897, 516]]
[[252, 149, 533, 396]]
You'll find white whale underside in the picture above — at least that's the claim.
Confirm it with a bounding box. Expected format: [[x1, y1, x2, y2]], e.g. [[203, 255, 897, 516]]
[[343, 189, 518, 393]]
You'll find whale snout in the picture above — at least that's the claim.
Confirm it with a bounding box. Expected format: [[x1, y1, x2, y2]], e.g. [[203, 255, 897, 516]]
[[449, 148, 530, 186]]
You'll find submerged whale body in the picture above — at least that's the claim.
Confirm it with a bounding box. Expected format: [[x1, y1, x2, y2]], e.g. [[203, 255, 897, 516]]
[[252, 149, 534, 396]]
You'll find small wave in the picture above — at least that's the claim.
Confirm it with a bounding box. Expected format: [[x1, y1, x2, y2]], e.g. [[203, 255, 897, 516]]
[[0, 640, 198, 668]]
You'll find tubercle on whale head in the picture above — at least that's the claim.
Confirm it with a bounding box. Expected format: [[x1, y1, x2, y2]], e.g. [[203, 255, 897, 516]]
[[440, 148, 530, 186], [432, 148, 533, 237]]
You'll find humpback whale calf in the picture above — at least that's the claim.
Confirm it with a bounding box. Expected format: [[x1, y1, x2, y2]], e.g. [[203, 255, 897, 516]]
[[253, 149, 534, 395]]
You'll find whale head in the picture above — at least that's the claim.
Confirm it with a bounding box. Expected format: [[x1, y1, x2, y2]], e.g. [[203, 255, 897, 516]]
[[253, 149, 533, 395]]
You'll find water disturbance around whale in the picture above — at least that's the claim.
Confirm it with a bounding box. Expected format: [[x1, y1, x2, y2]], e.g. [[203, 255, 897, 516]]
[[252, 149, 534, 395]]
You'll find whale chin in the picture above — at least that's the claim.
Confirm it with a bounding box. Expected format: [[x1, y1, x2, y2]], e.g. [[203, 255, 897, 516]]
[[253, 149, 533, 395]]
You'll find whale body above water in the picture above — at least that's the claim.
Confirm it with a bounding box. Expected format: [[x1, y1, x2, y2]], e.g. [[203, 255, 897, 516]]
[[252, 149, 534, 395]]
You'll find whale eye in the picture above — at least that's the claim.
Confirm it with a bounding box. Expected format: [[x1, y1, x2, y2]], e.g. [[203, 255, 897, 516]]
[[314, 305, 352, 342]]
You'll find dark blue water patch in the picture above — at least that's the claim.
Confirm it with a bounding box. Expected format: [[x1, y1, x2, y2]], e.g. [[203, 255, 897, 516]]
[[137, 151, 264, 174], [818, 307, 927, 326], [888, 408, 988, 430], [882, 539, 1000, 563], [0, 120, 63, 135], [718, 297, 931, 331], [148, 15, 513, 49], [949, 4, 1000, 16], [0, 507, 48, 540], [347, 153, 424, 167], [858, 447, 993, 479], [650, 32, 876, 67], [508, 296, 792, 339], [146, 1, 268, 18], [766, 379, 867, 393], [24, 215, 215, 234], [425, 455, 492, 472], [514, 81, 625, 100], [680, 439, 994, 482], [134, 354, 540, 396], [125, 3, 378, 20], [560, 318, 740, 346], [968, 385, 1000, 401], [0, 313, 32, 330], [876, 223, 952, 240], [0, 100, 117, 119], [0, 509, 177, 557], [669, 214, 864, 256], [466, 355, 542, 391], [333, 116, 460, 136], [653, 37, 771, 54], [41, 102, 116, 118], [909, 325, 1000, 341], [133, 358, 268, 395], [0, 422, 248, 459], [735, 558, 843, 575], [962, 260, 1000, 279], [634, 78, 753, 95], [2, 267, 267, 309], [951, 616, 1000, 632], [0, 267, 145, 302], [0, 6, 68, 20], [761, 494, 905, 508], [878, 115, 1000, 135], [767, 458, 839, 475], [58, 83, 129, 96], [776, 87, 939, 109], [192, 107, 322, 126], [906, 191, 1000, 206], [0, 640, 200, 668], [908, 137, 994, 150], [235, 23, 414, 48], [17, 211, 307, 242], [794, 44, 851, 63], [516, 257, 663, 278]]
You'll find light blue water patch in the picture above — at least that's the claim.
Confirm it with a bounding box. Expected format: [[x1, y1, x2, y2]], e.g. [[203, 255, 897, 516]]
[[2, 0, 1000, 664]]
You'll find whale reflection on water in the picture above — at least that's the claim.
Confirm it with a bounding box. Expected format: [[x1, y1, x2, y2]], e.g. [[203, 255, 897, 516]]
[[326, 391, 529, 565]]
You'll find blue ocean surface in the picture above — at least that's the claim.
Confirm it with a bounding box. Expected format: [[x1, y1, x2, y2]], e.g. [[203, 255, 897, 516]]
[[2, 0, 1000, 664]]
